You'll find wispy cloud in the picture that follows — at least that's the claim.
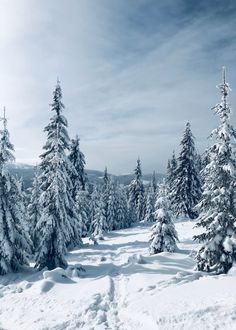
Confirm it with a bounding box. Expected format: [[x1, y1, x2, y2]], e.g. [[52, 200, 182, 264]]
[[0, 0, 235, 173]]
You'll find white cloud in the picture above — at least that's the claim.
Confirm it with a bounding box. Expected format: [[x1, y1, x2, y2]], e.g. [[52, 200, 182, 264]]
[[0, 0, 235, 173]]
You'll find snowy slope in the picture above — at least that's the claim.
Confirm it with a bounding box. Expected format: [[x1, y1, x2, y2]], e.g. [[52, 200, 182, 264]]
[[0, 220, 236, 330]]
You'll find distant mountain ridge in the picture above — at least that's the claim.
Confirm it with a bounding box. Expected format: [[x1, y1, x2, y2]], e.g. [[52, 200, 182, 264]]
[[7, 163, 165, 189]]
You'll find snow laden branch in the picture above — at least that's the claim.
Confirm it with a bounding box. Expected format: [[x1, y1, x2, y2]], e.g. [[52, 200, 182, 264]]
[[194, 67, 236, 274]]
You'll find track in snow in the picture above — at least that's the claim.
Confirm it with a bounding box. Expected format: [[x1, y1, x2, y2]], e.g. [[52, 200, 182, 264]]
[[1, 220, 236, 330]]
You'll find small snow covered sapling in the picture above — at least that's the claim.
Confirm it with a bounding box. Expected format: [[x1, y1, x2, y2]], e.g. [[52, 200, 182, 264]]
[[149, 183, 178, 255]]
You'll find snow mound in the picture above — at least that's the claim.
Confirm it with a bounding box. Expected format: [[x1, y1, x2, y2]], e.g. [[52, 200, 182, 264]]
[[66, 264, 86, 278], [37, 267, 80, 294], [128, 253, 147, 264], [227, 264, 236, 276], [43, 267, 74, 283], [40, 280, 55, 293], [17, 281, 33, 293]]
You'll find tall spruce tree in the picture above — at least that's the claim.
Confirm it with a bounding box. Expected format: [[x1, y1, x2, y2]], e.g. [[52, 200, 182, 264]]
[[128, 158, 145, 222], [100, 167, 110, 232], [27, 167, 41, 250], [166, 152, 177, 192], [90, 186, 101, 237], [166, 151, 177, 210], [107, 179, 117, 231], [200, 151, 211, 185], [35, 80, 82, 270], [68, 135, 87, 199], [91, 196, 106, 240], [172, 123, 202, 219], [144, 185, 156, 222], [143, 172, 157, 220], [90, 186, 100, 230], [76, 190, 90, 237], [115, 185, 128, 229], [15, 176, 30, 237], [149, 182, 178, 254], [0, 109, 31, 275], [194, 68, 236, 274], [68, 135, 89, 236], [151, 171, 158, 194]]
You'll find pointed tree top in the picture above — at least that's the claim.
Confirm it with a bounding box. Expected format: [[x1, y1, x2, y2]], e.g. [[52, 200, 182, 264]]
[[218, 66, 230, 102], [34, 163, 40, 175], [222, 66, 226, 84], [104, 166, 108, 179], [136, 157, 141, 168], [1, 107, 7, 130], [152, 171, 157, 187], [73, 134, 80, 145], [103, 166, 109, 186], [167, 159, 171, 169], [135, 157, 142, 179]]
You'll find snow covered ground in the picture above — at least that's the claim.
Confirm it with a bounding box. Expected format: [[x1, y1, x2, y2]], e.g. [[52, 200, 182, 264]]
[[1, 220, 236, 330]]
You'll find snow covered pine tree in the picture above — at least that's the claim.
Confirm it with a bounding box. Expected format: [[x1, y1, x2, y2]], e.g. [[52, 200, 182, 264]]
[[91, 194, 106, 241], [27, 166, 41, 251], [128, 158, 145, 223], [172, 123, 202, 219], [107, 179, 117, 231], [100, 167, 111, 232], [90, 186, 104, 241], [68, 135, 87, 199], [68, 134, 90, 237], [194, 68, 236, 274], [143, 171, 157, 222], [150, 181, 178, 254], [34, 80, 82, 271], [144, 184, 156, 222], [0, 109, 31, 275], [114, 185, 129, 229], [89, 168, 111, 241], [76, 190, 90, 237], [166, 151, 177, 208]]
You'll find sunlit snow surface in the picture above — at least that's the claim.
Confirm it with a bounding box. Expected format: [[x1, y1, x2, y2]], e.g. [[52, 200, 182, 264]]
[[1, 220, 236, 330]]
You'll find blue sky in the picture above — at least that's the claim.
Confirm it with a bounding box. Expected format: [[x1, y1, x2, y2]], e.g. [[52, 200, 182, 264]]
[[0, 0, 236, 174]]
